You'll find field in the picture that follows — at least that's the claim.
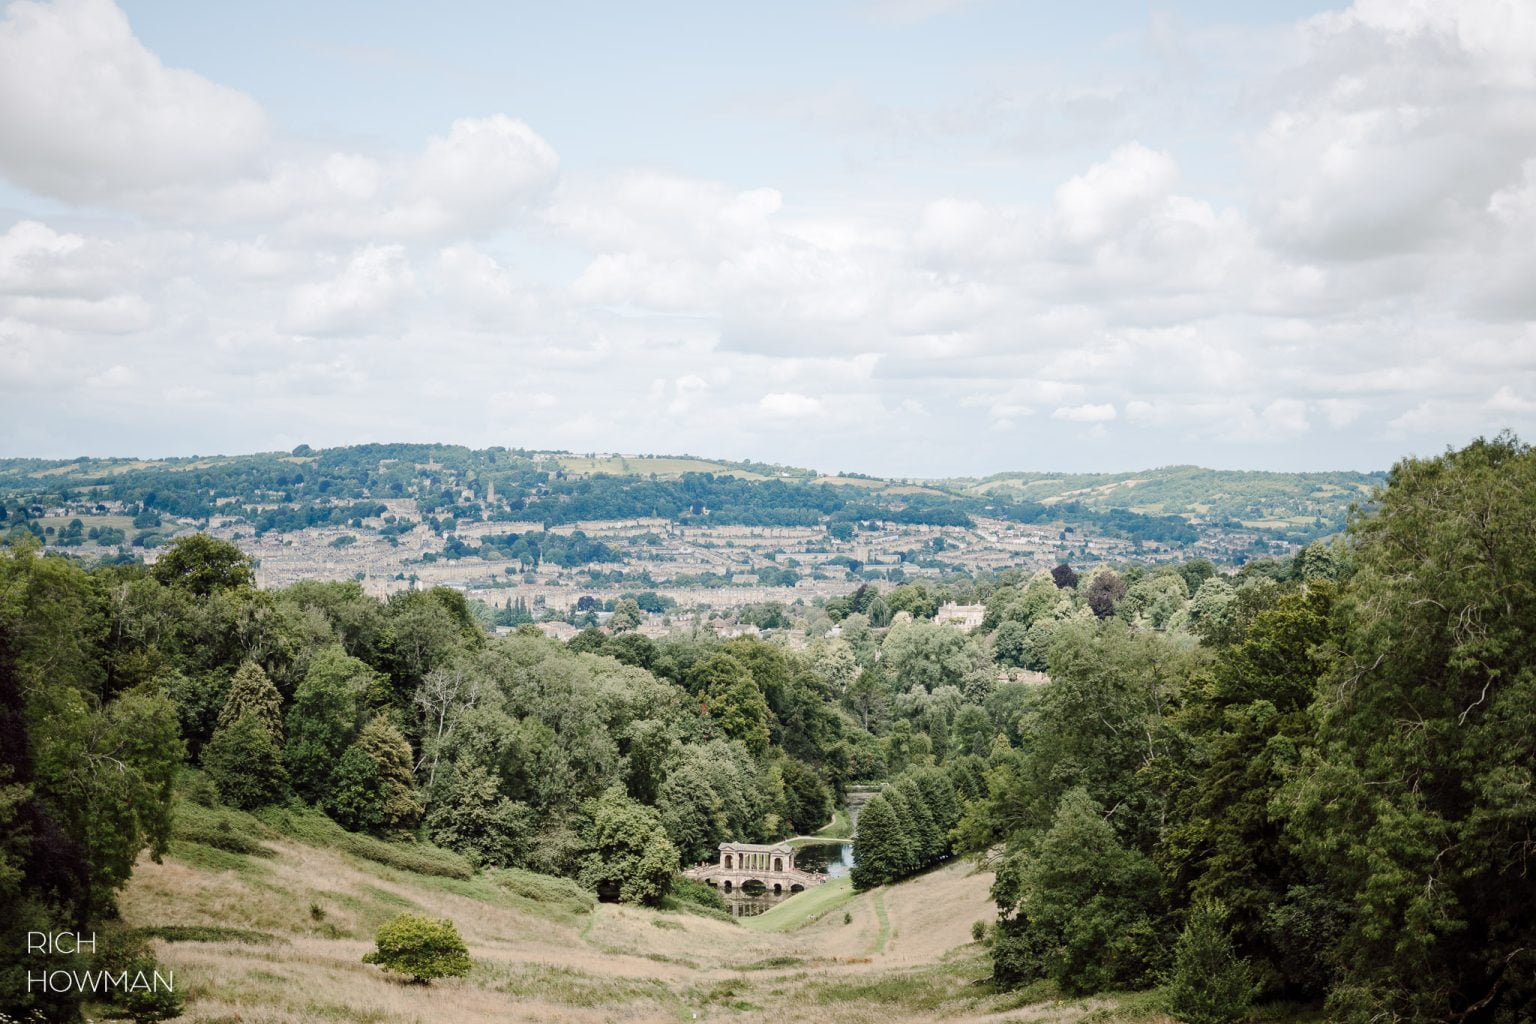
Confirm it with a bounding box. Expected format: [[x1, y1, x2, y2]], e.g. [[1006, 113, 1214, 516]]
[[116, 808, 1164, 1024]]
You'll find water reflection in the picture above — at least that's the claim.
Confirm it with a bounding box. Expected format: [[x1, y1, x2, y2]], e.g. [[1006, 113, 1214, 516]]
[[792, 841, 853, 877]]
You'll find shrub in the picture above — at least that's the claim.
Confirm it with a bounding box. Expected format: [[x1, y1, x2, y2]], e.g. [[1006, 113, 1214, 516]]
[[662, 876, 731, 920], [1165, 900, 1258, 1024], [362, 913, 471, 983], [170, 799, 277, 856], [488, 867, 595, 911]]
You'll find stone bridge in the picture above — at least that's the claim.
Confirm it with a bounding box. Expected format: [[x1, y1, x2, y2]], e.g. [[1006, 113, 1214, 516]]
[[682, 841, 826, 894]]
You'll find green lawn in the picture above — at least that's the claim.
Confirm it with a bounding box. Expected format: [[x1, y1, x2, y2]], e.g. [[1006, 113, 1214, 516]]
[[741, 877, 854, 933], [815, 807, 853, 839]]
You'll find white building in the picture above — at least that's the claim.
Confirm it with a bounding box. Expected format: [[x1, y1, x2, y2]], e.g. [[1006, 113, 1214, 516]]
[[934, 602, 985, 631]]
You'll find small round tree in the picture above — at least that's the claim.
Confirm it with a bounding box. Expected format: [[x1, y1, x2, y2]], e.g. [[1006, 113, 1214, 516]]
[[362, 913, 471, 983]]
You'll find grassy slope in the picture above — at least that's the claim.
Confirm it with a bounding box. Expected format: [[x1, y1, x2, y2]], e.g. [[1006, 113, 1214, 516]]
[[120, 804, 1178, 1024], [945, 465, 1383, 524]]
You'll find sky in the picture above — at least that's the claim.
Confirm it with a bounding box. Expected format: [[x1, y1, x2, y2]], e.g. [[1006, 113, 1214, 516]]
[[1, 0, 1533, 478]]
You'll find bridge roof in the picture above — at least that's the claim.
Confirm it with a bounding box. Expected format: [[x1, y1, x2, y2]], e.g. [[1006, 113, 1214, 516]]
[[718, 841, 794, 853]]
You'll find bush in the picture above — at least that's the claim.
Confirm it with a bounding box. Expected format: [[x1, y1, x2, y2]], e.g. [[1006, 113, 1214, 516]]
[[662, 876, 731, 920], [1165, 900, 1258, 1024], [361, 913, 472, 983]]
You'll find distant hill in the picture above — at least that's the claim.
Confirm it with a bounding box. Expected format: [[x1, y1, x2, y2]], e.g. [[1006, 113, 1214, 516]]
[[0, 446, 1382, 553], [941, 465, 1384, 532]]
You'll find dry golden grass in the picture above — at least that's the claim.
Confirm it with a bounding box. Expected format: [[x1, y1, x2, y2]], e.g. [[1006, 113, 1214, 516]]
[[123, 837, 1135, 1023]]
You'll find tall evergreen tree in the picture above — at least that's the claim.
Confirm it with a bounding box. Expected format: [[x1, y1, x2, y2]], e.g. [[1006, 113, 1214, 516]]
[[850, 794, 908, 890], [217, 661, 284, 741], [204, 714, 288, 810]]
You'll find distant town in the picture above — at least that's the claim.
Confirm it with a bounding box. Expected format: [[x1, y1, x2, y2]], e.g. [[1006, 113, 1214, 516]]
[[1, 444, 1381, 644]]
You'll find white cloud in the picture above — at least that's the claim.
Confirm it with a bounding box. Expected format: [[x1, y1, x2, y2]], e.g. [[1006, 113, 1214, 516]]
[[4, 292, 153, 333], [387, 117, 558, 237], [758, 392, 823, 419], [283, 246, 415, 335], [1487, 385, 1536, 414], [1051, 144, 1178, 247], [0, 220, 85, 292], [1254, 0, 1536, 260], [1051, 402, 1117, 423], [1, 0, 1533, 472], [0, 0, 268, 203]]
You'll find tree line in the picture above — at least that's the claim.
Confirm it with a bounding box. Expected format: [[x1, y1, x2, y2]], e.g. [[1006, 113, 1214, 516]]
[[951, 435, 1535, 1023]]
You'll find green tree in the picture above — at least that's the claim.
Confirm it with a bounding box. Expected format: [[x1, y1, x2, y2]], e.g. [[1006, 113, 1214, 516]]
[[1165, 900, 1259, 1024], [992, 620, 1030, 667], [424, 762, 533, 867], [330, 716, 423, 832], [1283, 435, 1536, 1023], [778, 757, 831, 834], [284, 646, 373, 802], [203, 713, 288, 810], [991, 788, 1159, 994], [578, 786, 677, 905], [362, 913, 471, 983], [887, 582, 940, 620], [892, 776, 941, 863], [326, 743, 385, 830], [880, 619, 980, 692], [150, 533, 254, 595], [217, 660, 284, 741], [1186, 577, 1237, 639], [702, 659, 772, 756], [609, 598, 643, 633], [1161, 584, 1337, 996], [850, 793, 908, 890]]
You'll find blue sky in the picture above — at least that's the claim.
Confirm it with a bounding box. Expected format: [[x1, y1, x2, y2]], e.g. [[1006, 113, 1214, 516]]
[[1, 0, 1533, 476]]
